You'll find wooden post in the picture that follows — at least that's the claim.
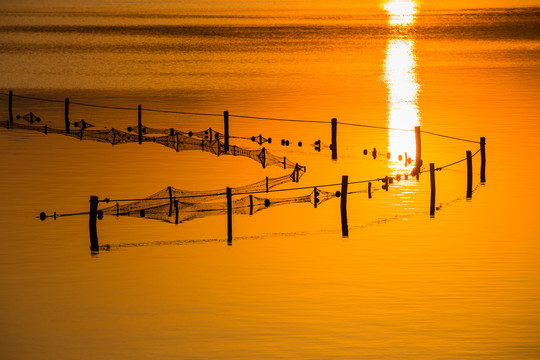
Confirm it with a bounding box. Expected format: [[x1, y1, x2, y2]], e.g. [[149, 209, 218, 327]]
[[341, 175, 349, 237], [411, 126, 422, 178], [174, 199, 179, 224], [8, 90, 13, 125], [331, 118, 338, 160], [224, 110, 229, 153], [89, 196, 99, 252], [480, 137, 486, 183], [116, 202, 119, 217], [266, 176, 269, 193], [249, 194, 253, 215], [283, 156, 286, 169], [64, 98, 70, 133], [430, 163, 436, 217], [138, 105, 142, 144], [368, 182, 372, 199], [314, 187, 318, 208], [168, 186, 173, 217], [226, 187, 232, 245], [466, 150, 473, 199], [295, 163, 299, 183]]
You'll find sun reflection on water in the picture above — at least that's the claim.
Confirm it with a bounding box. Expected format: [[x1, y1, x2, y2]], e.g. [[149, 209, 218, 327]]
[[383, 0, 419, 174]]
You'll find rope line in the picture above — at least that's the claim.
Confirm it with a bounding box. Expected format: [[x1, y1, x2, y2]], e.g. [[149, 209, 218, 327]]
[[98, 147, 480, 203], [3, 92, 479, 144]]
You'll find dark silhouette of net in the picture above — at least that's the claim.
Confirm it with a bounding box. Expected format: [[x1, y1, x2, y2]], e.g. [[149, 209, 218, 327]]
[[1, 114, 301, 170]]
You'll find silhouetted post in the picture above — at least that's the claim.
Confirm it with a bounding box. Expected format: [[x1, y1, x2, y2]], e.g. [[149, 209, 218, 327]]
[[174, 199, 179, 224], [226, 187, 232, 245], [138, 105, 142, 144], [314, 187, 318, 208], [168, 186, 173, 217], [64, 98, 70, 133], [466, 150, 473, 199], [410, 126, 422, 178], [249, 194, 253, 215], [266, 176, 269, 192], [116, 202, 119, 217], [89, 196, 99, 252], [368, 182, 372, 199], [331, 118, 338, 160], [430, 163, 436, 217], [480, 137, 486, 183], [8, 90, 13, 125], [283, 156, 286, 169], [341, 175, 349, 237], [294, 163, 300, 183], [224, 110, 229, 153]]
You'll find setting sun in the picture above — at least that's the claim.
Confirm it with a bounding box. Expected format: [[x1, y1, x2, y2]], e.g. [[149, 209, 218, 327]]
[[383, 0, 418, 26]]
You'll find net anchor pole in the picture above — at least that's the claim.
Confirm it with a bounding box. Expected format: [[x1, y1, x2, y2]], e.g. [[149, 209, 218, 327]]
[[138, 105, 142, 144], [168, 186, 173, 217], [340, 175, 349, 237], [331, 118, 338, 160], [65, 98, 70, 133], [249, 194, 253, 215], [430, 163, 436, 217], [412, 126, 422, 179], [89, 196, 99, 252], [174, 199, 179, 224], [368, 182, 372, 199], [466, 150, 473, 199], [226, 187, 233, 246], [266, 177, 269, 193], [480, 137, 486, 183], [224, 110, 229, 153]]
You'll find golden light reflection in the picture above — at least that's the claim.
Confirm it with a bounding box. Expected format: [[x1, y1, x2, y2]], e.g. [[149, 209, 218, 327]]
[[383, 0, 419, 173], [383, 0, 418, 27]]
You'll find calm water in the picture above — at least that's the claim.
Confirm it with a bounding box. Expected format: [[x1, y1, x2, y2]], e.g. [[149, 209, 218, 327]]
[[1, 3, 539, 359]]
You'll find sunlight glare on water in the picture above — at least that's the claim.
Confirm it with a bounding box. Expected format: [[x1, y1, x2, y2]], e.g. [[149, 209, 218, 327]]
[[383, 0, 419, 174]]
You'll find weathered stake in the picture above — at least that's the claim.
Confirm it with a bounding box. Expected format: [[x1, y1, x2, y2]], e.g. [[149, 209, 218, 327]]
[[138, 105, 142, 144], [331, 118, 338, 160], [466, 150, 473, 199], [168, 186, 173, 217], [174, 199, 179, 224], [413, 126, 422, 178], [480, 137, 486, 183], [430, 163, 436, 218], [89, 196, 99, 252], [9, 90, 13, 125], [249, 194, 253, 215], [266, 176, 269, 193], [224, 110, 229, 153], [226, 187, 232, 245], [341, 175, 349, 237], [368, 182, 372, 199], [64, 98, 70, 133]]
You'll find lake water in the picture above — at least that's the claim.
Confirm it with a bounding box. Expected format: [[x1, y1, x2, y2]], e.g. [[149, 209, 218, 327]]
[[1, 3, 539, 359]]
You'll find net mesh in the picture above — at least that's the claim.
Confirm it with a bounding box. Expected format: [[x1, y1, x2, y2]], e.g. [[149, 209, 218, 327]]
[[2, 115, 302, 170]]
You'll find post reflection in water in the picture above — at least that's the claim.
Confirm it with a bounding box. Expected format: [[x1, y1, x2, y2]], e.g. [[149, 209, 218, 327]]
[[383, 0, 419, 174]]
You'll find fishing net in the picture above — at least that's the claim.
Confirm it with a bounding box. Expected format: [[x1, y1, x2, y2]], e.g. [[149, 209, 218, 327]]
[[2, 114, 301, 170], [99, 186, 337, 225]]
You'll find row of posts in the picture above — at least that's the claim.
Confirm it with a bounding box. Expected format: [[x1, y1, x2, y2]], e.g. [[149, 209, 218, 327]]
[[6, 92, 486, 249]]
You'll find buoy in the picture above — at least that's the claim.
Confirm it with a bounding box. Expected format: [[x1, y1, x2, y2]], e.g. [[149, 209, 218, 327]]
[[264, 199, 271, 207], [281, 139, 285, 145], [188, 131, 193, 137], [285, 140, 290, 146], [39, 212, 46, 221], [127, 126, 132, 132], [251, 136, 256, 142], [363, 149, 368, 155], [335, 191, 341, 198], [298, 141, 302, 147], [97, 210, 104, 220], [398, 155, 403, 161], [140, 209, 146, 217], [387, 152, 391, 159], [267, 138, 272, 144]]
